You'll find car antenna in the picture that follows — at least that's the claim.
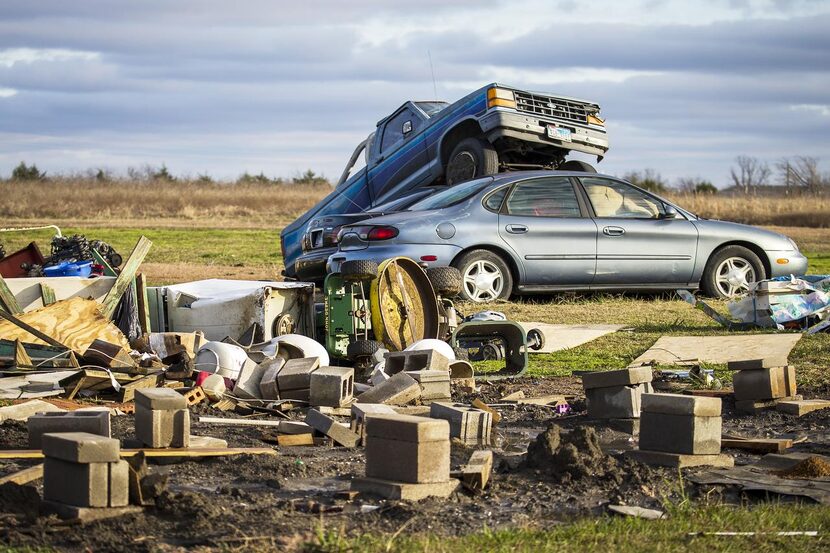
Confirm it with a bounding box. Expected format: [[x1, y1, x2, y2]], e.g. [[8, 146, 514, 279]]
[[428, 49, 438, 100]]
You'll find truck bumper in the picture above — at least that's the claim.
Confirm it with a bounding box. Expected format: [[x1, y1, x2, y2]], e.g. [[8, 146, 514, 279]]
[[480, 109, 609, 157]]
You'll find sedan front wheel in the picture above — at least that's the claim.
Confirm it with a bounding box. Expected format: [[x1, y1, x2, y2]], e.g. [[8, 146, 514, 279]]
[[454, 250, 513, 302], [702, 245, 765, 299]]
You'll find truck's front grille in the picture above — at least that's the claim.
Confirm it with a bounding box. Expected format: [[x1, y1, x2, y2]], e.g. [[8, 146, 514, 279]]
[[514, 92, 591, 124]]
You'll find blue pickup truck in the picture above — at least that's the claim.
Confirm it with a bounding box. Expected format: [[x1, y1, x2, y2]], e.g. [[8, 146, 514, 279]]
[[280, 83, 608, 278]]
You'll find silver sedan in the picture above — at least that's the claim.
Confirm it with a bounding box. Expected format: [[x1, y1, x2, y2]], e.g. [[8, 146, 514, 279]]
[[327, 171, 808, 301]]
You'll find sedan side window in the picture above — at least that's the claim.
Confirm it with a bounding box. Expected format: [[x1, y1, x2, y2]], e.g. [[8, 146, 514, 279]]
[[582, 177, 665, 219], [505, 177, 581, 217]]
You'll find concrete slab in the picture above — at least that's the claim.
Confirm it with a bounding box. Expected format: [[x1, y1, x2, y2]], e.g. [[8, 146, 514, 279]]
[[188, 435, 228, 448], [736, 395, 802, 414], [41, 432, 120, 463], [727, 356, 790, 371], [0, 399, 64, 422], [351, 477, 459, 500], [631, 334, 801, 366], [233, 359, 268, 400], [135, 388, 187, 411], [776, 399, 830, 416], [40, 500, 142, 522], [627, 449, 734, 468], [641, 393, 722, 417], [517, 322, 624, 353]]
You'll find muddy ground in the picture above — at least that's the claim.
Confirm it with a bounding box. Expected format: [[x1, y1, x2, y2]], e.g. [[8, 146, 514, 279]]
[[1, 376, 829, 552]]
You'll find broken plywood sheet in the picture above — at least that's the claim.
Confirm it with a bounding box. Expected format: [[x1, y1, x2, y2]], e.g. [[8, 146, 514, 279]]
[[518, 323, 624, 354], [630, 334, 801, 366], [0, 371, 80, 399], [0, 297, 130, 354]]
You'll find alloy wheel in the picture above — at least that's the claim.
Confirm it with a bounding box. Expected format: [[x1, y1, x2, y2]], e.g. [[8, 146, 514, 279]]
[[462, 259, 504, 301], [714, 256, 757, 297]]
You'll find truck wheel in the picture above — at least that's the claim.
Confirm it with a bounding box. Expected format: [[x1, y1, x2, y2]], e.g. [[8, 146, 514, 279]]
[[340, 259, 378, 282], [453, 249, 513, 302], [558, 160, 597, 173], [426, 267, 462, 297], [701, 245, 765, 299], [445, 137, 499, 185]]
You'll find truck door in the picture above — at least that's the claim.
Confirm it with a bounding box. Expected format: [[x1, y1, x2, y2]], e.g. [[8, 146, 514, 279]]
[[369, 104, 430, 205]]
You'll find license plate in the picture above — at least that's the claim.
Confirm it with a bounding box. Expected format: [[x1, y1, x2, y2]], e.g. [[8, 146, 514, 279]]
[[547, 126, 572, 142]]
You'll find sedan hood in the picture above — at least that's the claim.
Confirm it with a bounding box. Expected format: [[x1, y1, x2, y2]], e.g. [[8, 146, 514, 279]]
[[694, 218, 795, 249]]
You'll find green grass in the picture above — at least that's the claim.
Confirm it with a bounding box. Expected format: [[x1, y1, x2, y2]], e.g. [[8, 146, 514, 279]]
[[804, 250, 830, 274], [306, 504, 830, 552]]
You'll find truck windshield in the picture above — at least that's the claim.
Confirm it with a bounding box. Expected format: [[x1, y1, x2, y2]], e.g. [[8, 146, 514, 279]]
[[414, 102, 448, 117], [407, 177, 493, 211]]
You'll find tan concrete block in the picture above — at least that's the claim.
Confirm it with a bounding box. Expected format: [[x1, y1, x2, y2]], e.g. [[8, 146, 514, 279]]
[[641, 393, 722, 416], [43, 458, 109, 507], [365, 436, 450, 483], [108, 460, 130, 507], [639, 412, 721, 454]]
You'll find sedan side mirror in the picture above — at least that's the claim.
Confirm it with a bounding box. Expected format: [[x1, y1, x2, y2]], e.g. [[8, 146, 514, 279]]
[[659, 204, 679, 219]]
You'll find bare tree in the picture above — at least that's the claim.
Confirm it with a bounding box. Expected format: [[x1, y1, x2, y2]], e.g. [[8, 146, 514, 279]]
[[777, 156, 825, 194], [730, 155, 771, 194]]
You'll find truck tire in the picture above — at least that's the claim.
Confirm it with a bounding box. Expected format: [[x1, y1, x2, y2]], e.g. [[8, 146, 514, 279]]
[[701, 245, 765, 299], [340, 259, 378, 282], [347, 339, 383, 361], [445, 137, 499, 185], [426, 267, 462, 297], [558, 160, 597, 173]]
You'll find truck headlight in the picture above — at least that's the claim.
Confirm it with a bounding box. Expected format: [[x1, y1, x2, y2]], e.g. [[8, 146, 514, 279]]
[[487, 87, 516, 109]]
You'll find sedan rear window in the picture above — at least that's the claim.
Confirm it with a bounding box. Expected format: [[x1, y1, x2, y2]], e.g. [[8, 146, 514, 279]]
[[407, 177, 494, 211], [505, 177, 581, 217]]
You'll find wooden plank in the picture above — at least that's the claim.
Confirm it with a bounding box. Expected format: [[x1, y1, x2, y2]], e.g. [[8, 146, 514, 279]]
[[721, 438, 792, 454], [14, 339, 33, 368], [135, 273, 151, 335], [198, 416, 282, 427], [117, 373, 162, 402], [277, 433, 314, 447], [0, 463, 43, 485], [0, 447, 277, 460], [39, 283, 57, 306], [101, 236, 152, 319], [0, 274, 23, 314]]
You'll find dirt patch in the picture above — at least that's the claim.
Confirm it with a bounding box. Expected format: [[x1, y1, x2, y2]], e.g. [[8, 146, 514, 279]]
[[777, 456, 830, 479], [525, 425, 618, 481]]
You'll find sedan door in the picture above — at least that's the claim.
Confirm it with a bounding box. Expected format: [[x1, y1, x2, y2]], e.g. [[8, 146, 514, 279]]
[[579, 176, 698, 286], [497, 176, 597, 287]]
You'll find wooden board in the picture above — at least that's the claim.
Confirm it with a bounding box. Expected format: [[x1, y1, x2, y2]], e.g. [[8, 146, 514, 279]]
[[101, 236, 152, 318], [0, 274, 23, 314], [0, 464, 43, 485], [0, 447, 277, 460], [39, 283, 56, 306], [721, 438, 793, 454], [631, 334, 802, 366], [0, 297, 130, 354]]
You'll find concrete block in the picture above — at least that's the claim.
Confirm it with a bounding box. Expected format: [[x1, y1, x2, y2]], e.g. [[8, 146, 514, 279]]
[[641, 392, 722, 417], [135, 388, 187, 411], [351, 477, 459, 500], [40, 501, 142, 522], [310, 367, 354, 407], [727, 356, 789, 371], [406, 370, 451, 402], [365, 414, 449, 442], [776, 399, 830, 416], [41, 432, 120, 463], [429, 402, 491, 444], [627, 450, 734, 468], [172, 409, 190, 448], [365, 436, 450, 483], [277, 357, 320, 390], [733, 366, 797, 400], [356, 372, 421, 405], [350, 403, 397, 437], [305, 408, 359, 448], [459, 450, 494, 489], [0, 399, 64, 422], [233, 359, 268, 400], [28, 411, 111, 449], [639, 412, 721, 455], [43, 457, 109, 507], [384, 350, 450, 375], [108, 460, 130, 507], [586, 383, 652, 419], [279, 420, 314, 434], [135, 407, 190, 448], [258, 357, 284, 400], [279, 388, 310, 402], [581, 367, 652, 390], [370, 367, 390, 386]]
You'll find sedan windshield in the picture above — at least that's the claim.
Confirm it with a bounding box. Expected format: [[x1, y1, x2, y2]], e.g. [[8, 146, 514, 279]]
[[407, 177, 494, 211]]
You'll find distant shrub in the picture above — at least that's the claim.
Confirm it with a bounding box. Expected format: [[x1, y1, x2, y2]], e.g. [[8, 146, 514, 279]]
[[292, 169, 329, 186], [694, 181, 717, 195], [622, 169, 667, 193], [11, 161, 46, 181]]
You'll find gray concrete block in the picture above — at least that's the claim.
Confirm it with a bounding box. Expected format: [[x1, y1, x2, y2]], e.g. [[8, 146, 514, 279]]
[[43, 457, 109, 507], [406, 370, 451, 402], [733, 366, 797, 401], [278, 420, 313, 434], [277, 357, 320, 390], [233, 359, 268, 400], [429, 402, 491, 444], [28, 411, 111, 449], [365, 414, 449, 442], [279, 388, 310, 402], [135, 388, 187, 410], [581, 367, 652, 390], [171, 409, 190, 448], [305, 408, 359, 447], [627, 450, 734, 468], [586, 382, 652, 419], [0, 399, 64, 422], [639, 412, 721, 455], [727, 356, 789, 371], [258, 357, 284, 400], [641, 393, 722, 417], [135, 406, 190, 448], [310, 367, 354, 407], [365, 435, 450, 483], [350, 403, 397, 437], [384, 350, 450, 375], [108, 460, 129, 507], [41, 432, 120, 463], [356, 372, 421, 405], [351, 477, 459, 500]]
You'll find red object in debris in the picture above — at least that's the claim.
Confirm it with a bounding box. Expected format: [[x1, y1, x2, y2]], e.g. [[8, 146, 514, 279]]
[[195, 370, 234, 389], [0, 242, 45, 278], [90, 263, 105, 277]]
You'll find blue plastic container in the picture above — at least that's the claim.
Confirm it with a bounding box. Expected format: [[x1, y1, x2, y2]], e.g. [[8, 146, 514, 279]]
[[43, 260, 94, 278]]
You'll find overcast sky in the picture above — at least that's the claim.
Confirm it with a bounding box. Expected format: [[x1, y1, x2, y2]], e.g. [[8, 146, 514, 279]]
[[0, 0, 828, 185]]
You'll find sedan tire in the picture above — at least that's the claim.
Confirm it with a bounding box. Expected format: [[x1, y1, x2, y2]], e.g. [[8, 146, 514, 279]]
[[453, 249, 513, 302], [701, 245, 766, 299]]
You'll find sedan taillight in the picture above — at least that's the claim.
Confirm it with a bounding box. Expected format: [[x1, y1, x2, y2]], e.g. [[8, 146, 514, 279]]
[[367, 226, 399, 241]]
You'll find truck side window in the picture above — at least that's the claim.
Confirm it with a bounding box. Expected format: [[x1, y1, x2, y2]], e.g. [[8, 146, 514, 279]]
[[381, 108, 418, 153]]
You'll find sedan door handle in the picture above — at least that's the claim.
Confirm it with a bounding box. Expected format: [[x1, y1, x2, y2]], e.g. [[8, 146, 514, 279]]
[[602, 226, 625, 236], [506, 224, 528, 234]]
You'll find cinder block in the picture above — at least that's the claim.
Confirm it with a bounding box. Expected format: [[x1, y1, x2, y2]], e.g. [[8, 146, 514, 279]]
[[350, 403, 397, 437], [429, 403, 491, 444], [733, 366, 797, 400], [641, 392, 721, 417], [365, 414, 449, 442], [406, 370, 451, 402], [233, 359, 268, 400], [41, 432, 120, 463], [135, 388, 187, 410], [278, 420, 313, 434], [258, 357, 285, 400], [28, 411, 111, 449], [384, 350, 450, 375], [310, 367, 354, 407], [356, 372, 421, 405], [370, 367, 390, 386], [135, 406, 190, 448], [586, 383, 652, 419], [277, 357, 320, 391], [365, 436, 450, 483], [172, 409, 190, 448], [305, 408, 359, 447], [108, 460, 130, 507], [43, 457, 109, 507], [581, 367, 653, 390], [727, 356, 789, 371], [639, 412, 721, 454], [279, 389, 310, 402]]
